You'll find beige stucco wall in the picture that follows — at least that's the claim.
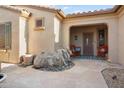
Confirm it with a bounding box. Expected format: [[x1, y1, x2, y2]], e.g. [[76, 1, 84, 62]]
[[18, 6, 55, 55], [0, 8, 20, 63], [118, 8, 124, 65], [1, 6, 124, 65], [54, 16, 63, 50], [19, 17, 28, 57], [62, 14, 118, 63]]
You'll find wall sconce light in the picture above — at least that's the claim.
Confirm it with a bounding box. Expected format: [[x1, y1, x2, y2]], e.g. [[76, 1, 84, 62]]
[[74, 35, 78, 40]]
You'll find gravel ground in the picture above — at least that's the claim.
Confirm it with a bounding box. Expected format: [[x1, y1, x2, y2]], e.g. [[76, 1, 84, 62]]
[[102, 68, 124, 88]]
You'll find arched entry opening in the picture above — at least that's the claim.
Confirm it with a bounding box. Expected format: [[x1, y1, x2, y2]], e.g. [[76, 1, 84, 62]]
[[69, 23, 108, 59]]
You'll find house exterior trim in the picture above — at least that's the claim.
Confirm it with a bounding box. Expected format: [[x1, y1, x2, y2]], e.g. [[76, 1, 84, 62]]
[[66, 5, 122, 18]]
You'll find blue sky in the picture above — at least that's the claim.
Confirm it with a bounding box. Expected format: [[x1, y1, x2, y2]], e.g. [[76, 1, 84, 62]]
[[55, 5, 114, 14]]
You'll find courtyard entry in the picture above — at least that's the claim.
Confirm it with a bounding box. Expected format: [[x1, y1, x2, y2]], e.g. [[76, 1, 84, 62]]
[[70, 23, 108, 59]]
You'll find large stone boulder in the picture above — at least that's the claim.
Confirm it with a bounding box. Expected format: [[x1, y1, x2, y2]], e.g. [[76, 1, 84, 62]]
[[33, 52, 64, 68], [33, 49, 74, 71], [57, 49, 71, 62]]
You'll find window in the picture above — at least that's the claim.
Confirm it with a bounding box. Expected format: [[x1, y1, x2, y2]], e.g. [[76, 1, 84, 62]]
[[36, 19, 42, 27], [0, 24, 5, 49], [35, 18, 44, 28], [0, 22, 11, 49]]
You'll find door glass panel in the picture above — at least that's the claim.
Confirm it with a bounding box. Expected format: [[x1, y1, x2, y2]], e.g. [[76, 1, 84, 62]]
[[86, 38, 88, 45]]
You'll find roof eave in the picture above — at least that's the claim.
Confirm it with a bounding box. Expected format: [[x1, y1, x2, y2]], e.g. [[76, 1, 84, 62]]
[[15, 5, 66, 19], [66, 5, 123, 18], [0, 5, 22, 14], [0, 5, 32, 18], [57, 10, 66, 19]]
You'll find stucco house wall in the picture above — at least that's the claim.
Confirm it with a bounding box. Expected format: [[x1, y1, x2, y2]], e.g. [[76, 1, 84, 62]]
[[54, 16, 63, 50], [62, 14, 118, 63], [17, 6, 56, 55], [1, 5, 124, 65], [0, 6, 63, 63], [118, 7, 124, 65], [19, 16, 28, 57], [0, 8, 20, 63]]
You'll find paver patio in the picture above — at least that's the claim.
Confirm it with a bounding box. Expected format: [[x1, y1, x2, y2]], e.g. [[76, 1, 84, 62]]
[[0, 59, 123, 88]]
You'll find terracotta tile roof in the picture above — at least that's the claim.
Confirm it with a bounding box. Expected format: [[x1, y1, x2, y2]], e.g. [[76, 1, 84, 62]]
[[0, 5, 32, 17], [66, 5, 122, 18], [34, 5, 66, 18], [0, 5, 22, 13], [29, 5, 122, 18], [11, 5, 65, 18], [31, 5, 61, 11], [0, 5, 122, 19]]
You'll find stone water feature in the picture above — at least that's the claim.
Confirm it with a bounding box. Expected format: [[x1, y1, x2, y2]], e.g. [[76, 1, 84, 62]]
[[33, 49, 75, 71], [0, 61, 7, 83]]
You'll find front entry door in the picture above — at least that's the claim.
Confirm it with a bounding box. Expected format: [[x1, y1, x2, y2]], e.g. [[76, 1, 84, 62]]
[[83, 33, 94, 56]]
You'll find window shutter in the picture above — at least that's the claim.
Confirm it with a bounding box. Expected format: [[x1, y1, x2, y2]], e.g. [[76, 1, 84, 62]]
[[0, 24, 5, 49], [5, 22, 11, 49]]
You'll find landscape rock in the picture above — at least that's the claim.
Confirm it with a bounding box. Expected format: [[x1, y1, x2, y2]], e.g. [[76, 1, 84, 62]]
[[33, 49, 74, 72], [18, 54, 35, 67]]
